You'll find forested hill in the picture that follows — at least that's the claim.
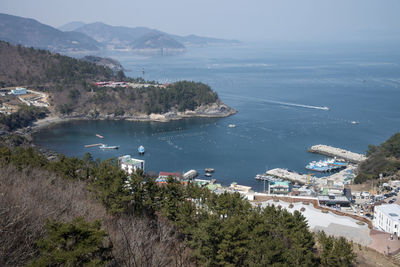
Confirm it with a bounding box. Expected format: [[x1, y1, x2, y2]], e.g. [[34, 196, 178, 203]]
[[355, 132, 400, 183], [0, 41, 115, 88], [0, 42, 233, 122]]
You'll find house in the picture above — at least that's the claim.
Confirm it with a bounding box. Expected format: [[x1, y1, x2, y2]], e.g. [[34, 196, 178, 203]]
[[118, 155, 145, 174], [269, 181, 292, 195], [373, 204, 400, 237]]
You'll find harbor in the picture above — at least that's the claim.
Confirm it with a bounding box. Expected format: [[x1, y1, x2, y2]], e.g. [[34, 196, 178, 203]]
[[308, 144, 367, 164]]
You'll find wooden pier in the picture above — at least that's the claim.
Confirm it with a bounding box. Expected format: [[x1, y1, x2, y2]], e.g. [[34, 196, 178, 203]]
[[308, 144, 367, 164], [84, 143, 103, 148]]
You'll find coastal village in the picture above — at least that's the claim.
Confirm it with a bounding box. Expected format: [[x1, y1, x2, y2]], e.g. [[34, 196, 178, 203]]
[[3, 82, 400, 262], [107, 139, 400, 261]]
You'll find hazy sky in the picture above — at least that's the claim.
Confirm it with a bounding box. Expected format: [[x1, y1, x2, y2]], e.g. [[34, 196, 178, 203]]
[[1, 0, 399, 42]]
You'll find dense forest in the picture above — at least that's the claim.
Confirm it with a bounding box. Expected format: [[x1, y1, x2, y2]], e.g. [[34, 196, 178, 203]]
[[0, 135, 357, 266], [355, 132, 400, 184], [0, 41, 224, 119]]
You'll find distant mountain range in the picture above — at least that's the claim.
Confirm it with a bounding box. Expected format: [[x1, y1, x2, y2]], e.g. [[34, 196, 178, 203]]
[[61, 21, 239, 50], [0, 14, 99, 52], [0, 13, 240, 53]]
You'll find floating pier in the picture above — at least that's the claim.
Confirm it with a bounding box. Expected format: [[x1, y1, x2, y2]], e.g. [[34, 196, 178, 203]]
[[84, 143, 103, 148], [308, 145, 367, 164], [266, 168, 308, 185]]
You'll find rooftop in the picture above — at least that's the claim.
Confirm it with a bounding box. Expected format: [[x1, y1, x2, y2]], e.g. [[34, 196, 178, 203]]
[[375, 204, 400, 220], [270, 181, 291, 186], [120, 155, 144, 165]]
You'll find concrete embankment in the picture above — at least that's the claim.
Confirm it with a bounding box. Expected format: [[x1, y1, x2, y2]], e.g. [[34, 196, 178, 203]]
[[308, 144, 367, 164], [266, 168, 308, 184]]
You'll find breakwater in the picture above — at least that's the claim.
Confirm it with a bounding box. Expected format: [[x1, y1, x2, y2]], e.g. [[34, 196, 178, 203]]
[[308, 144, 367, 164]]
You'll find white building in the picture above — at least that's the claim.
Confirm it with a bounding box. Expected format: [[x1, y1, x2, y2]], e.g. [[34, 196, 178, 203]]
[[119, 155, 145, 175], [11, 87, 27, 95], [373, 204, 400, 237]]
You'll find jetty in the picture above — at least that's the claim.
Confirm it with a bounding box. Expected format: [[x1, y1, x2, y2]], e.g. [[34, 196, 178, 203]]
[[266, 168, 308, 184], [308, 144, 367, 163], [84, 143, 103, 148]]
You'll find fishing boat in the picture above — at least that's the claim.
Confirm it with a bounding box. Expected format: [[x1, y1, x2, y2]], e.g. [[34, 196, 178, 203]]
[[205, 173, 212, 177], [351, 121, 359, 124], [96, 134, 104, 139], [228, 124, 236, 128], [99, 144, 119, 149], [205, 168, 215, 173], [305, 158, 346, 172], [138, 145, 145, 154]]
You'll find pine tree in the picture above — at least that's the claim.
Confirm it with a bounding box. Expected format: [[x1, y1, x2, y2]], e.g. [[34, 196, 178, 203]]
[[28, 217, 113, 266]]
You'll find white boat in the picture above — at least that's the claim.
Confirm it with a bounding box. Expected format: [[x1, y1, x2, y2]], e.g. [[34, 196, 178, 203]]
[[138, 145, 145, 154], [351, 121, 359, 124], [228, 124, 236, 128]]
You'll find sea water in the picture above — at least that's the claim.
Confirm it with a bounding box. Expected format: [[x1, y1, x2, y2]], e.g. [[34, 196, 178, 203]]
[[34, 42, 400, 191]]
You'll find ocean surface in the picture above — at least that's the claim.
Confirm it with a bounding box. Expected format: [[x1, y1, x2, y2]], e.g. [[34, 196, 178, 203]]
[[34, 42, 400, 192]]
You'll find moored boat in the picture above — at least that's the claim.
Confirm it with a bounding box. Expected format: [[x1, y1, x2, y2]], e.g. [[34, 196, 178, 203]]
[[205, 168, 215, 173], [138, 145, 145, 154], [96, 134, 104, 139], [305, 158, 346, 172]]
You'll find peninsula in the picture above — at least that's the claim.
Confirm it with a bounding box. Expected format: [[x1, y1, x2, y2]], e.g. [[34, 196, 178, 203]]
[[0, 41, 236, 132]]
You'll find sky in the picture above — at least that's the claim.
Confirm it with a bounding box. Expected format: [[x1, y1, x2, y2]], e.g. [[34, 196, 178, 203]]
[[1, 0, 400, 42]]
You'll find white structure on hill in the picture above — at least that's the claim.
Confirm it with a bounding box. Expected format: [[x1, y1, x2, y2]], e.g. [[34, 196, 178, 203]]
[[373, 204, 400, 237], [11, 87, 27, 95], [119, 155, 145, 174]]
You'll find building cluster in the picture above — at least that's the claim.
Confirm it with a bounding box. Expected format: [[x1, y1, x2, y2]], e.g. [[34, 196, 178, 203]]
[[0, 87, 49, 114]]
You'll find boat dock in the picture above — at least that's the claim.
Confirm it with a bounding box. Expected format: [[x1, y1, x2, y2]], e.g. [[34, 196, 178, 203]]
[[308, 144, 367, 164], [84, 143, 103, 148], [266, 168, 308, 184]]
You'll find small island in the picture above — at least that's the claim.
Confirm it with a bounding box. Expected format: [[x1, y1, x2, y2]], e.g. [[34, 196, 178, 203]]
[[0, 41, 236, 132]]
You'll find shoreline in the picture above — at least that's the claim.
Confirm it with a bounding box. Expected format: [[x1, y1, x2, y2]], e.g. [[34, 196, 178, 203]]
[[28, 103, 237, 133]]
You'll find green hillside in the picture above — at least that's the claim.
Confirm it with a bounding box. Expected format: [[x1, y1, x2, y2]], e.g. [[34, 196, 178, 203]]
[[355, 132, 400, 183]]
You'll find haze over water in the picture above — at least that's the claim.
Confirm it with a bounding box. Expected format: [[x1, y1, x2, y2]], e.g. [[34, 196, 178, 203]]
[[34, 43, 400, 191]]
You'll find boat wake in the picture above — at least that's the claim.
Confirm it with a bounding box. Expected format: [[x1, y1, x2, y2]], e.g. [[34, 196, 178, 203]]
[[265, 100, 329, 111], [220, 93, 330, 111]]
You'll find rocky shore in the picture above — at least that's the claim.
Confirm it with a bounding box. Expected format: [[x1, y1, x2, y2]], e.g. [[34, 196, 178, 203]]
[[29, 102, 237, 132]]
